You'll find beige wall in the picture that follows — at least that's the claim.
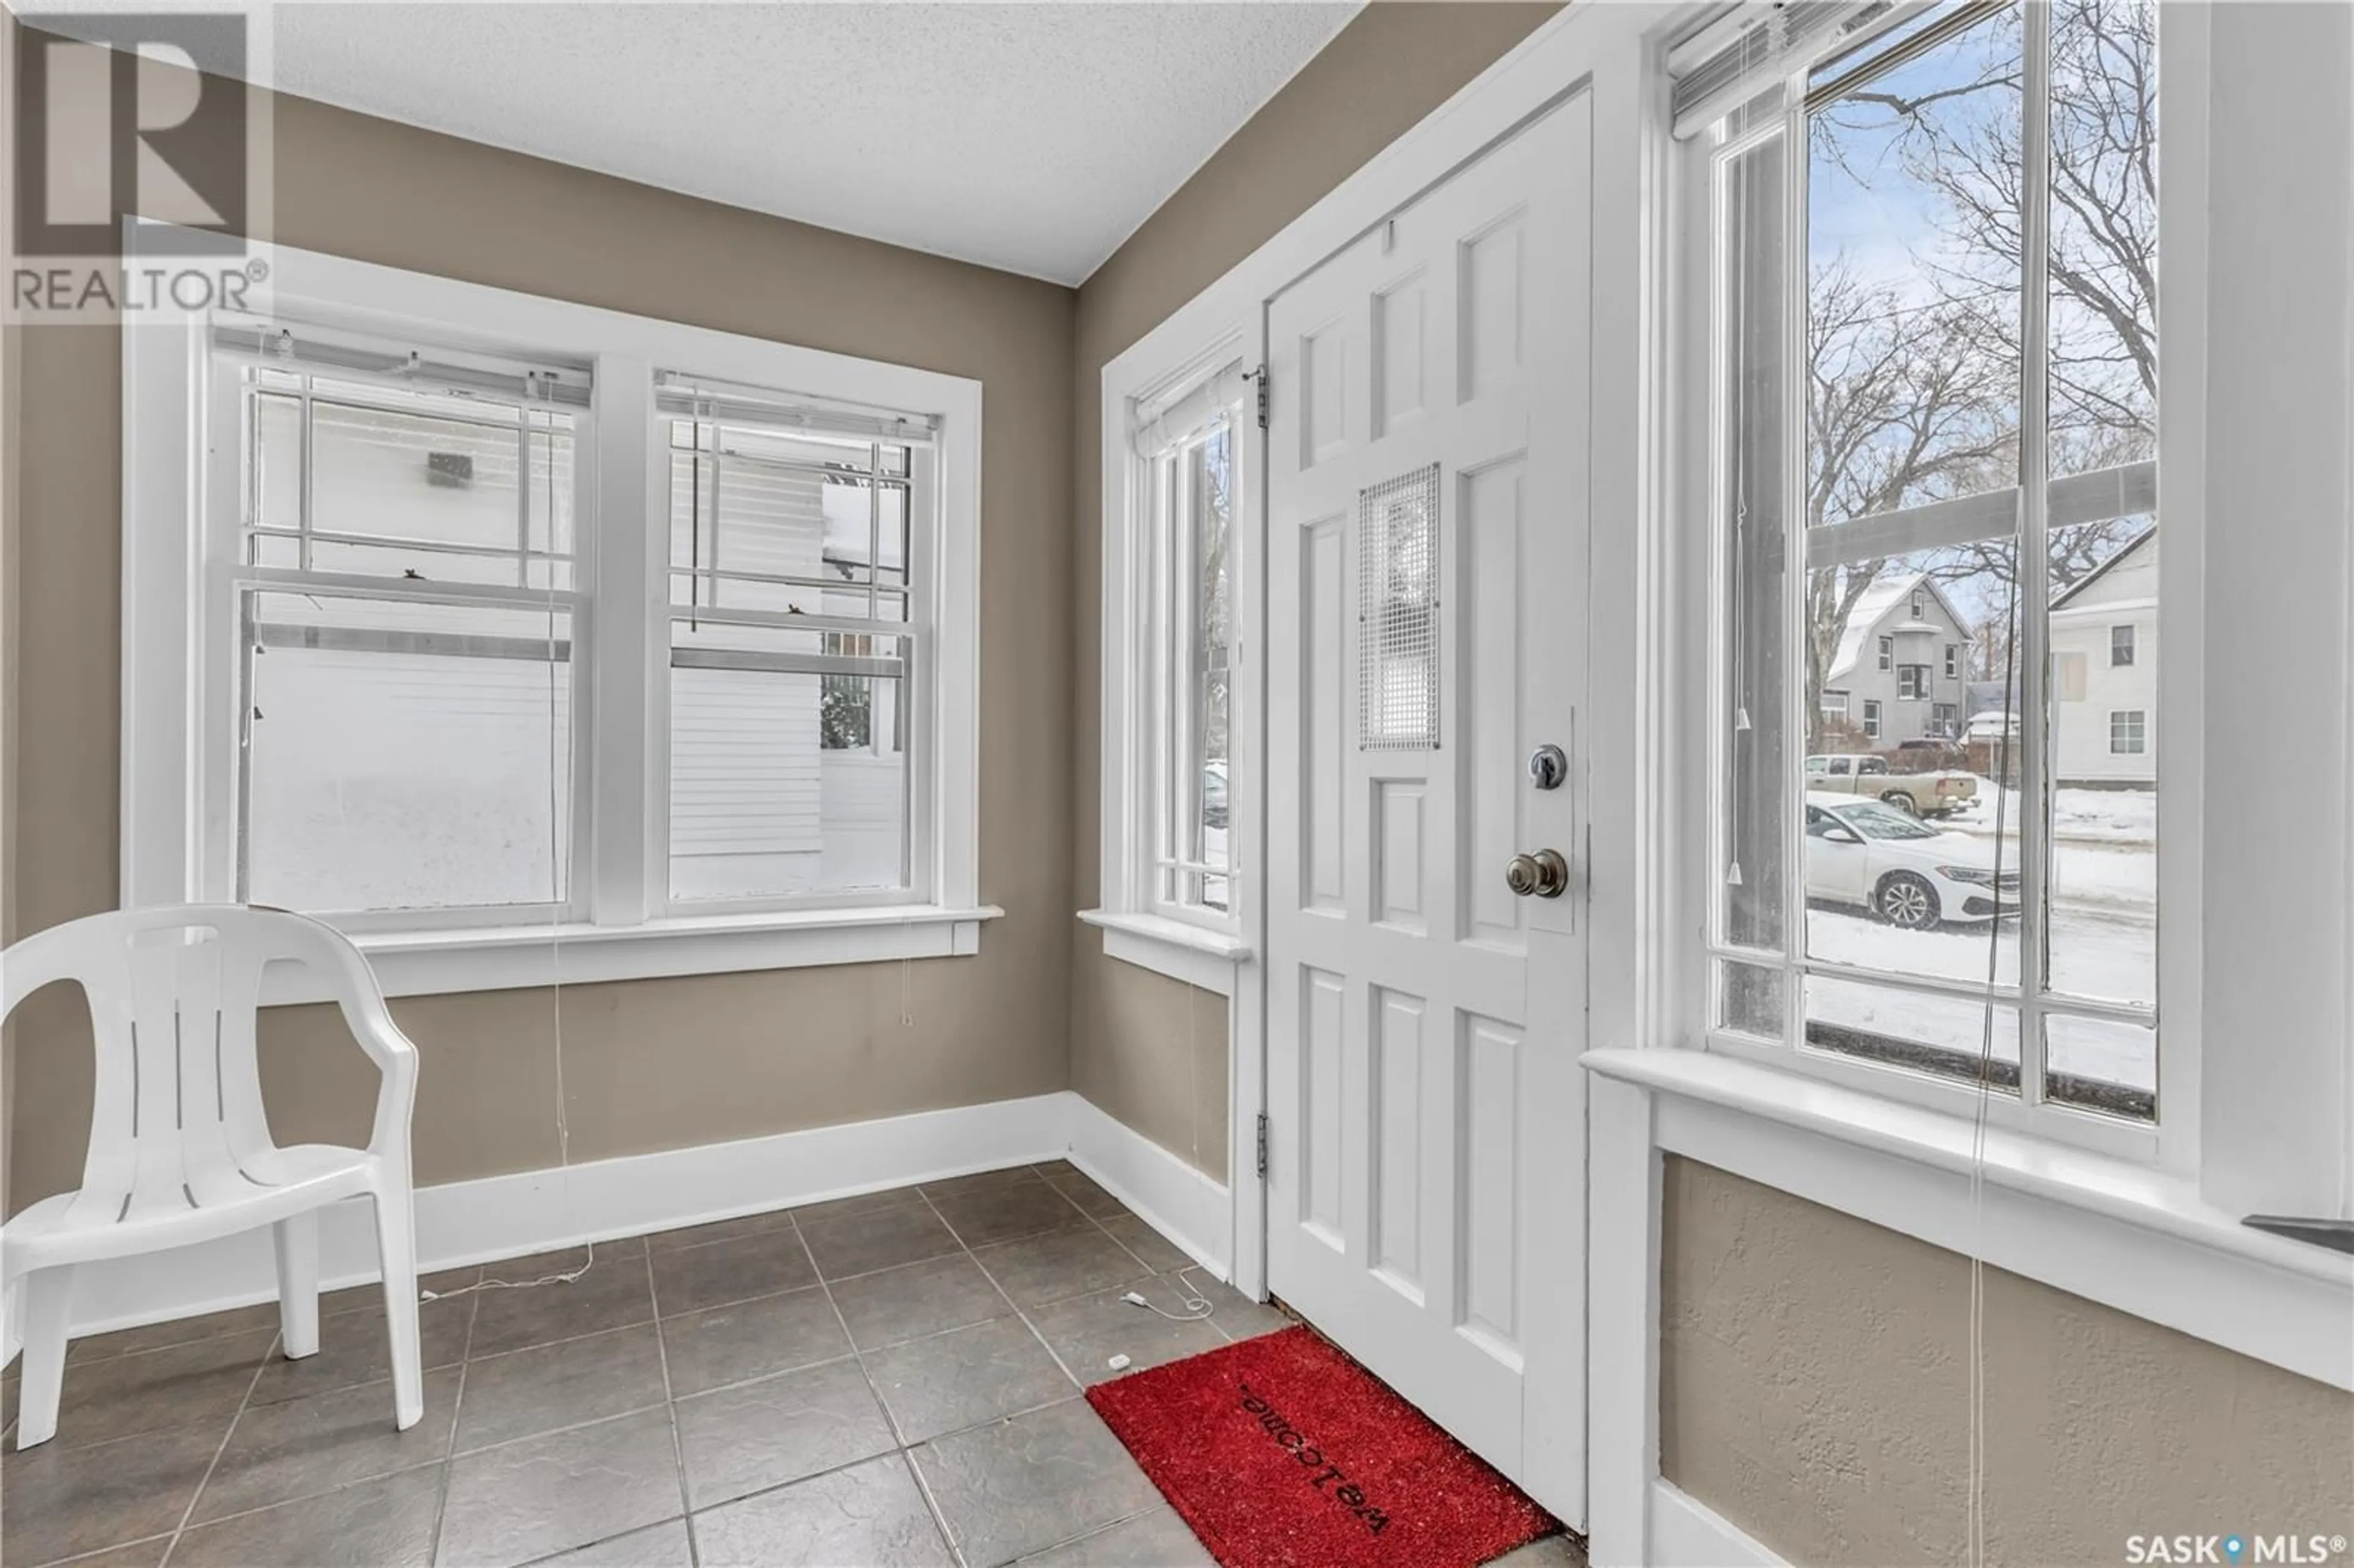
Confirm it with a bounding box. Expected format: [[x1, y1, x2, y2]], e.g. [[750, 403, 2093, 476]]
[[1661, 1157, 2354, 1565], [1068, 0, 1562, 1181], [6, 56, 1077, 1208]]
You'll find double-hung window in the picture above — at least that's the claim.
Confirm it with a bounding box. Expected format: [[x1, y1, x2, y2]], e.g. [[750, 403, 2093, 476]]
[[1685, 0, 2169, 1150], [124, 243, 986, 995], [209, 324, 590, 929]]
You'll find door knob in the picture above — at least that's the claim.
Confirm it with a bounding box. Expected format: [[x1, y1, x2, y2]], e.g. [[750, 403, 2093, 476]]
[[1504, 848, 1569, 899]]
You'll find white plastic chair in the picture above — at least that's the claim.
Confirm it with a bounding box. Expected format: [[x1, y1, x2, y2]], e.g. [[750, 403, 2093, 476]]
[[1, 905, 422, 1448]]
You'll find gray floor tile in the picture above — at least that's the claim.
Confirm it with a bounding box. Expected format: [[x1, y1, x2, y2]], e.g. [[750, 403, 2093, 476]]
[[672, 1358, 895, 1510], [1016, 1506, 1214, 1567], [170, 1464, 444, 1567], [1185, 1273, 1293, 1342], [192, 1367, 459, 1523], [467, 1250, 655, 1359], [644, 1208, 797, 1252], [658, 1286, 850, 1398], [1490, 1532, 1588, 1567], [0, 1420, 221, 1568], [32, 1539, 172, 1568], [912, 1401, 1161, 1568], [691, 1453, 954, 1568], [1037, 1171, 1127, 1220], [862, 1317, 1078, 1444], [248, 1295, 473, 1407], [526, 1518, 695, 1567], [455, 1324, 669, 1453], [1027, 1160, 1081, 1181], [916, 1168, 1046, 1203], [789, 1188, 929, 1226], [798, 1203, 961, 1281], [1023, 1279, 1225, 1387], [65, 1303, 281, 1365], [829, 1254, 1011, 1352], [436, 1408, 682, 1568], [36, 1327, 274, 1449], [928, 1178, 1092, 1249], [1095, 1216, 1190, 1274], [648, 1230, 818, 1317], [972, 1228, 1152, 1308]]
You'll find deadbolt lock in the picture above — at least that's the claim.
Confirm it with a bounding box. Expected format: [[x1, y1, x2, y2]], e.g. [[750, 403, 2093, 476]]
[[1528, 744, 1567, 790], [1504, 848, 1569, 899]]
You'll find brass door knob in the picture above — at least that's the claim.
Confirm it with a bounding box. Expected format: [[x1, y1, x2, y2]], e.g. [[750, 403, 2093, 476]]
[[1504, 848, 1569, 899]]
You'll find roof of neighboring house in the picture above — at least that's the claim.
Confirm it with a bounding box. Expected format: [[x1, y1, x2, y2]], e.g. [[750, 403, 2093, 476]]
[[2050, 525, 2157, 611], [1827, 572, 1974, 682]]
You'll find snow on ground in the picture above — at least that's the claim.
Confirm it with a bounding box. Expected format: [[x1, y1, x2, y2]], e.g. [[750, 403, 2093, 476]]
[[1949, 781, 2155, 845], [1805, 905, 2157, 1091]]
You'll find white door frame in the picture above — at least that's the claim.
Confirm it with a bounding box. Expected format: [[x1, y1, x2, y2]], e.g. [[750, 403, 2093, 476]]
[[1098, 0, 1697, 1531]]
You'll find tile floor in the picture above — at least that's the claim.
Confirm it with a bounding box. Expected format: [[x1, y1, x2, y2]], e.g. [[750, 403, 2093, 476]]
[[1, 1162, 1585, 1568]]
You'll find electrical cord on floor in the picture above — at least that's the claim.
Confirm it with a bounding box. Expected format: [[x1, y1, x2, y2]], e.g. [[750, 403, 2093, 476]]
[[1121, 1266, 1215, 1322]]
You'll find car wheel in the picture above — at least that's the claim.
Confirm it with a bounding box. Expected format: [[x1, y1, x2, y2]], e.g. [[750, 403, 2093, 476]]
[[1875, 871, 1941, 931], [1880, 790, 1921, 816]]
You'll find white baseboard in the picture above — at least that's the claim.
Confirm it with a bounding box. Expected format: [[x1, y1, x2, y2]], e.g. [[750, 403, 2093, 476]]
[[37, 1090, 1078, 1343], [1065, 1094, 1233, 1280], [1646, 1482, 1785, 1568]]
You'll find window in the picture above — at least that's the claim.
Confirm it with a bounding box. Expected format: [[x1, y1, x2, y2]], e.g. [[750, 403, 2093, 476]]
[[2111, 623, 2136, 666], [658, 381, 927, 906], [1088, 344, 1255, 984], [1694, 0, 2164, 1146], [2110, 709, 2147, 753], [123, 243, 988, 995], [1820, 689, 1850, 718]]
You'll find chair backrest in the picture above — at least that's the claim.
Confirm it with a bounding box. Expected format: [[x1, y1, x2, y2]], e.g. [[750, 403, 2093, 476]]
[[1, 905, 367, 1208]]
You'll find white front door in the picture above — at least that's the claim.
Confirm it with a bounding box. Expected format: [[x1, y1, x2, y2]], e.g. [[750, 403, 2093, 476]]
[[1264, 93, 1592, 1519]]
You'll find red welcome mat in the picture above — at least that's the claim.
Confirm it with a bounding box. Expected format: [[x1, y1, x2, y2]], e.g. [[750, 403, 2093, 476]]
[[1086, 1325, 1560, 1568]]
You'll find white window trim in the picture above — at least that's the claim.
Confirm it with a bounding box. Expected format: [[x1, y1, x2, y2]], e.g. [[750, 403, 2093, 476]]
[[1086, 324, 1260, 994], [123, 231, 995, 1000]]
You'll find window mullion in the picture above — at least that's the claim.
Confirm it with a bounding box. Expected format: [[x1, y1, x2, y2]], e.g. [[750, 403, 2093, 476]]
[[1780, 79, 1811, 1054], [2019, 1, 2055, 1109]]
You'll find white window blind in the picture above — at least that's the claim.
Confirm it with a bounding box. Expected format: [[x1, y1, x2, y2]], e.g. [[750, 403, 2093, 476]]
[[211, 316, 592, 408], [1666, 0, 2000, 137], [655, 372, 936, 447], [1131, 362, 1251, 459]]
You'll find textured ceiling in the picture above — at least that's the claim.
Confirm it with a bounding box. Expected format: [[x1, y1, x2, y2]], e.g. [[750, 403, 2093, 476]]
[[30, 2, 1363, 284]]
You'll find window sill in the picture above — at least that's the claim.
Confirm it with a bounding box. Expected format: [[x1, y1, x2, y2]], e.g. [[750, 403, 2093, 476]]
[[1585, 1047, 2354, 1390], [262, 904, 1006, 1005], [1078, 909, 1250, 995]]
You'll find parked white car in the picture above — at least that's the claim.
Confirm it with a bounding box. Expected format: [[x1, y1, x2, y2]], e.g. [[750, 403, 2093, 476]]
[[1805, 791, 2019, 929]]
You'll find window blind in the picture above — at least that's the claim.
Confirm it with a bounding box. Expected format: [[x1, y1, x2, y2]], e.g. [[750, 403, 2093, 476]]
[[1668, 0, 1918, 136], [210, 318, 593, 408], [655, 371, 936, 446], [1130, 362, 1249, 459]]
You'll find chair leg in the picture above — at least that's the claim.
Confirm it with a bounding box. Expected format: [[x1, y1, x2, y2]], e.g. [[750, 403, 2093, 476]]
[[373, 1192, 424, 1431], [15, 1268, 75, 1450], [273, 1212, 321, 1360]]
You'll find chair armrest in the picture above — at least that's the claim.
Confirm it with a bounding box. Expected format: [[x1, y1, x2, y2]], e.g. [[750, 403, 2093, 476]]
[[269, 913, 420, 1161]]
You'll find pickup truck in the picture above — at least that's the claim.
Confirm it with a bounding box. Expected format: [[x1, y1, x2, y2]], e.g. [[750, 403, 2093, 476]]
[[1803, 754, 1978, 818]]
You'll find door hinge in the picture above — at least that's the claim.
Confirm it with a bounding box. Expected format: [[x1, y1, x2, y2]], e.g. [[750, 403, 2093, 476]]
[[1255, 1111, 1270, 1178], [1251, 364, 1269, 431]]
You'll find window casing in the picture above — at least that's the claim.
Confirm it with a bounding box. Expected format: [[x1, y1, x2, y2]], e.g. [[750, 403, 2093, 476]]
[[1690, 0, 2171, 1155], [124, 243, 988, 995]]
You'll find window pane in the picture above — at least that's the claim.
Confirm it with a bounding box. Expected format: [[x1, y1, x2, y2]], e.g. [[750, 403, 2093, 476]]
[[1807, 4, 2024, 529], [2045, 1011, 2155, 1121], [249, 392, 302, 534], [1804, 973, 2021, 1095], [668, 628, 910, 901], [243, 592, 571, 913], [2046, 520, 2156, 1007], [1718, 958, 1785, 1039], [1805, 549, 2019, 984], [310, 397, 526, 551], [1718, 122, 1788, 955], [2046, 0, 2157, 480]]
